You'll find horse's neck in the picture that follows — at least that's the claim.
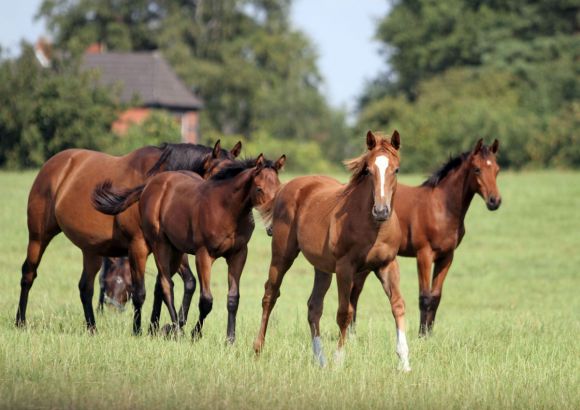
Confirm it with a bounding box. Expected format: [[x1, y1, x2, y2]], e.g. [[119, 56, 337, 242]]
[[340, 180, 376, 225], [436, 164, 475, 222], [214, 172, 253, 220]]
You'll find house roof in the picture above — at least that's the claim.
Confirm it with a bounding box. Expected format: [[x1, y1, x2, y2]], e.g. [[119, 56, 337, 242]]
[[82, 52, 202, 110]]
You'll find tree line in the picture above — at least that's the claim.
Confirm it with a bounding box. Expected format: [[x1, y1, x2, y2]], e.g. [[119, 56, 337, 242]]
[[0, 0, 578, 171]]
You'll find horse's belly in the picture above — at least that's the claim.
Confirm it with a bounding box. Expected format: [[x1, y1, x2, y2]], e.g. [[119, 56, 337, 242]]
[[301, 248, 336, 273]]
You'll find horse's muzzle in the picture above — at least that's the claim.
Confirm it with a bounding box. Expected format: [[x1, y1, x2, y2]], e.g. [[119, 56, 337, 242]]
[[486, 195, 502, 211], [372, 206, 390, 222]]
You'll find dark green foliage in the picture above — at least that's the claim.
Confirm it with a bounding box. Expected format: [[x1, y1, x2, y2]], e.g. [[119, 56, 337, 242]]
[[0, 45, 118, 168], [358, 0, 580, 170], [38, 0, 351, 165]]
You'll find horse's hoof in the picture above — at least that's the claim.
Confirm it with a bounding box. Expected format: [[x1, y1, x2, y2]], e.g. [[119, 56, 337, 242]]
[[333, 349, 345, 367], [253, 340, 263, 355], [161, 324, 183, 339], [398, 363, 412, 372]]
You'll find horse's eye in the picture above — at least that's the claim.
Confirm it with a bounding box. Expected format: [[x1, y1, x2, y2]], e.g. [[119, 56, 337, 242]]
[[395, 168, 400, 174], [363, 168, 370, 176], [256, 187, 263, 193], [474, 167, 481, 175]]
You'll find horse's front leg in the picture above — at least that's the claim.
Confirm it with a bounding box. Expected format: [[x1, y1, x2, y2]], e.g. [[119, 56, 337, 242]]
[[191, 248, 215, 340], [225, 246, 248, 344], [375, 258, 410, 372], [427, 252, 454, 333], [349, 269, 371, 336], [129, 241, 149, 335]]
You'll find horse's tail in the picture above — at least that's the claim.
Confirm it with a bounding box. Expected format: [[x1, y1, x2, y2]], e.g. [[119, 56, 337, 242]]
[[92, 180, 145, 215]]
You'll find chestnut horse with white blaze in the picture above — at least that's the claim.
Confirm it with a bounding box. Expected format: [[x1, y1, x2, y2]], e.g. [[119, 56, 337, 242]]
[[344, 138, 502, 336], [253, 130, 410, 371]]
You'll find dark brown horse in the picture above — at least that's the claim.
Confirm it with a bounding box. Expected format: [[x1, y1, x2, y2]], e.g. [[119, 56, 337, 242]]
[[343, 138, 501, 336], [93, 154, 286, 341], [17, 139, 241, 334], [253, 130, 410, 371]]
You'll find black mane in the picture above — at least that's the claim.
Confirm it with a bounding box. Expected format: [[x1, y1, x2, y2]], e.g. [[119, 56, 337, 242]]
[[147, 143, 232, 176], [421, 152, 469, 187], [210, 158, 276, 181]]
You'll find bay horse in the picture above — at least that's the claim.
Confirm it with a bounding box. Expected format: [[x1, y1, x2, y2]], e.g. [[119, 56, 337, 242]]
[[343, 138, 501, 336], [92, 154, 286, 342], [17, 139, 241, 334], [253, 130, 411, 371]]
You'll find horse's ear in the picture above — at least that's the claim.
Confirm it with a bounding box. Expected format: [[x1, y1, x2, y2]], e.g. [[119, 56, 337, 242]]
[[274, 155, 286, 171], [473, 138, 484, 154], [391, 130, 400, 150], [366, 130, 377, 150], [212, 139, 222, 158], [230, 141, 242, 158], [491, 139, 499, 154], [254, 153, 265, 172]]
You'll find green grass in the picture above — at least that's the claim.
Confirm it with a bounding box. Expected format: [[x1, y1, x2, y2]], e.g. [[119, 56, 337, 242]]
[[1, 170, 579, 409]]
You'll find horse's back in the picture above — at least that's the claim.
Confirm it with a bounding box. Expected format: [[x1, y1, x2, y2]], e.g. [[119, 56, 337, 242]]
[[29, 146, 162, 253]]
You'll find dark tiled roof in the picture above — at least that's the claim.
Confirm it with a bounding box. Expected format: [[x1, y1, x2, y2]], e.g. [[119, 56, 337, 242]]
[[82, 52, 202, 110]]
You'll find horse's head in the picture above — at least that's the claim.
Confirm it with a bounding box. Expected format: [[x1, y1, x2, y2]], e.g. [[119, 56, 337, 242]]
[[250, 153, 285, 209], [102, 257, 132, 311], [202, 139, 243, 178], [468, 138, 501, 211], [345, 130, 401, 222]]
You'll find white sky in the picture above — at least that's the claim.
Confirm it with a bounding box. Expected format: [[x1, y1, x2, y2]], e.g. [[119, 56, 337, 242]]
[[0, 0, 390, 118]]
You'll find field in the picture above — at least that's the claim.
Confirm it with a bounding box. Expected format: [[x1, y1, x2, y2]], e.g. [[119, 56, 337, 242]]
[[0, 170, 579, 409]]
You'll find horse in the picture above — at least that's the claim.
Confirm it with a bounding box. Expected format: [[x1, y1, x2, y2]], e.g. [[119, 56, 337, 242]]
[[98, 257, 132, 311], [253, 130, 411, 371], [16, 138, 241, 334], [343, 138, 501, 336], [92, 154, 286, 342]]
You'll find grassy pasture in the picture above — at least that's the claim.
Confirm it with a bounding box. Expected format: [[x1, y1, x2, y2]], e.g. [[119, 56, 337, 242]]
[[0, 170, 579, 409]]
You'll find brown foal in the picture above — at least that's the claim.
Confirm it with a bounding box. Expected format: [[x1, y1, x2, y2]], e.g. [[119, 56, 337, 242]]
[[93, 154, 285, 342], [344, 138, 502, 336], [253, 130, 411, 371]]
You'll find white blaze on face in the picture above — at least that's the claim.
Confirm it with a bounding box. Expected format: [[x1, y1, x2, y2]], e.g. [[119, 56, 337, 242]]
[[374, 155, 389, 198], [486, 160, 492, 166]]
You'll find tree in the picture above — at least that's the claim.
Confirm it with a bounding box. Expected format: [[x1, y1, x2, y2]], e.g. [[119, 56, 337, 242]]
[[0, 44, 118, 168], [38, 0, 351, 165], [357, 0, 580, 169]]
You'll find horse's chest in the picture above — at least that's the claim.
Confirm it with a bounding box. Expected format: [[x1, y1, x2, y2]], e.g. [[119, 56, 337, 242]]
[[431, 225, 465, 254], [364, 243, 398, 269]]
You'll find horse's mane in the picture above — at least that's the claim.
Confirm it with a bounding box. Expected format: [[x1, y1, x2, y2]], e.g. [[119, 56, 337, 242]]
[[421, 146, 490, 187], [146, 143, 231, 176], [342, 138, 399, 196], [209, 158, 277, 181]]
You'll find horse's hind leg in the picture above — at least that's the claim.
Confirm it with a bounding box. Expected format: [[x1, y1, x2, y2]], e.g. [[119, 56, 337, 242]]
[[334, 266, 355, 365], [426, 252, 454, 333], [191, 248, 215, 340], [16, 222, 61, 327], [253, 230, 299, 354], [307, 269, 332, 367], [152, 241, 182, 336], [375, 259, 411, 372], [78, 252, 102, 332], [176, 255, 196, 328]]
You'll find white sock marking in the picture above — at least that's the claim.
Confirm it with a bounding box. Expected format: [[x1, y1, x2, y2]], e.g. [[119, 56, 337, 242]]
[[396, 328, 411, 372], [374, 155, 389, 198]]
